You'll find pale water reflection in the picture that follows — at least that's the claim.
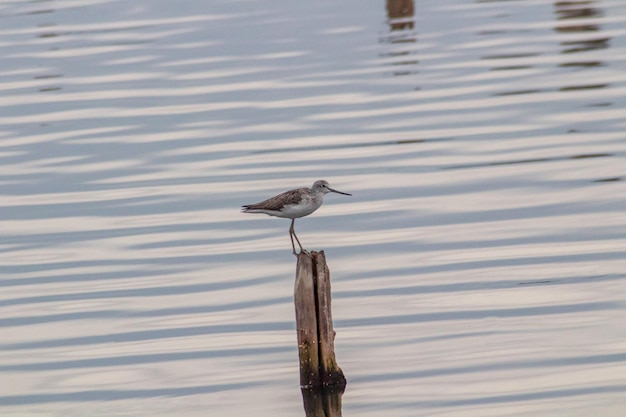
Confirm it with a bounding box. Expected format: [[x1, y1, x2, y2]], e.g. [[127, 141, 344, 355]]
[[1, 0, 626, 416]]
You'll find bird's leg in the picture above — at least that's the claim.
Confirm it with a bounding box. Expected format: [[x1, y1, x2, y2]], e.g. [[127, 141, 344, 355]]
[[289, 219, 305, 255], [289, 219, 297, 255]]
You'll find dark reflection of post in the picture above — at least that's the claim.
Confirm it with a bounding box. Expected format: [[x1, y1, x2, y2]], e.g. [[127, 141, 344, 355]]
[[301, 385, 345, 417], [382, 0, 417, 77], [554, 0, 610, 71], [387, 0, 415, 31]]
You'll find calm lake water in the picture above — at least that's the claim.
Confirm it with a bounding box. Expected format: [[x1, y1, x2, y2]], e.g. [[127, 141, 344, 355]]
[[1, 0, 626, 415]]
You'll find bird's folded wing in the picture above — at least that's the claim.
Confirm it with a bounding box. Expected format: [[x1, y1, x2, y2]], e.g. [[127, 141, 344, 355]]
[[243, 188, 305, 211]]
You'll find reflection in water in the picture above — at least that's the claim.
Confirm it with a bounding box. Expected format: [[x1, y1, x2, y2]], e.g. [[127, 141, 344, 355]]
[[493, 89, 542, 97], [381, 0, 418, 76], [559, 83, 607, 91], [386, 0, 414, 31], [593, 177, 621, 182], [481, 0, 614, 96], [555, 0, 610, 69], [301, 386, 344, 417], [560, 37, 609, 54], [554, 0, 603, 27], [554, 0, 612, 95]]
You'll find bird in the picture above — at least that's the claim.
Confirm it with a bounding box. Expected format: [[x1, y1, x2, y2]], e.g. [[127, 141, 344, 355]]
[[241, 180, 352, 254]]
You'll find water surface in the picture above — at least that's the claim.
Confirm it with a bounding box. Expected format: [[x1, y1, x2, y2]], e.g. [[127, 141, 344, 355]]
[[1, 0, 626, 416]]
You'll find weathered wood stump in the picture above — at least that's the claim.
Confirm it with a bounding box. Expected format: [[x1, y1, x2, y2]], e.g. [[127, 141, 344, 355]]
[[294, 250, 346, 389]]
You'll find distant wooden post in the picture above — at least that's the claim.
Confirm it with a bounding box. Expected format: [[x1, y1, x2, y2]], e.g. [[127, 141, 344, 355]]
[[294, 251, 346, 389]]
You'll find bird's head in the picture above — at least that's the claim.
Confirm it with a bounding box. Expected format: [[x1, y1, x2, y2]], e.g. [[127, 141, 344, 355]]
[[312, 180, 351, 196]]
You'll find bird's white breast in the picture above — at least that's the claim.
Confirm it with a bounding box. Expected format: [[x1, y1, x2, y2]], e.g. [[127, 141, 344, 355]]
[[280, 197, 323, 218]]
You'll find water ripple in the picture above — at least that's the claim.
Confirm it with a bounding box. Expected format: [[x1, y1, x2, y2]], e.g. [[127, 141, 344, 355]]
[[2, 0, 626, 416]]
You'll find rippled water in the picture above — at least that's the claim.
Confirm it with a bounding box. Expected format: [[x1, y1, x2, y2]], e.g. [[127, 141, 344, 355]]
[[2, 0, 626, 415]]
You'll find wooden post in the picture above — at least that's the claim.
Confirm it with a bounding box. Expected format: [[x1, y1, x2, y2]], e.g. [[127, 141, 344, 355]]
[[294, 250, 346, 389], [295, 252, 320, 387]]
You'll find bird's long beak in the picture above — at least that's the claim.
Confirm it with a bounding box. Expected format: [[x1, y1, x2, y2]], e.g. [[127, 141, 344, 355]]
[[328, 187, 351, 196]]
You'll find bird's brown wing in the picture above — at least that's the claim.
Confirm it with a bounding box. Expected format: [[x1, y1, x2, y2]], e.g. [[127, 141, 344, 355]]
[[243, 188, 305, 211]]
